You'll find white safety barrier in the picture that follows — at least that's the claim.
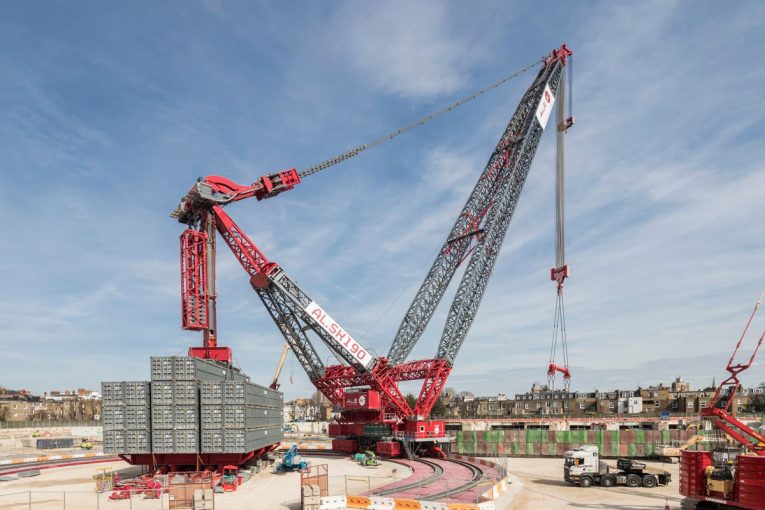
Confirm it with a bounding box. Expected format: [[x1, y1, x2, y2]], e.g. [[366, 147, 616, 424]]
[[318, 495, 347, 509], [368, 496, 395, 509]]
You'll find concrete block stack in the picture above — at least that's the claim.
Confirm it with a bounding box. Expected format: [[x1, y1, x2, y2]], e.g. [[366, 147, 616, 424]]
[[301, 484, 321, 510], [200, 380, 284, 453], [149, 356, 246, 454], [102, 381, 151, 453], [101, 356, 283, 456], [192, 488, 214, 510]]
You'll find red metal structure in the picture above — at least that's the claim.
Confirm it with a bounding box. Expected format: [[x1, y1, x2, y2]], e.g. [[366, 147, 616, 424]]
[[680, 289, 765, 509], [699, 289, 765, 453], [170, 45, 574, 457]]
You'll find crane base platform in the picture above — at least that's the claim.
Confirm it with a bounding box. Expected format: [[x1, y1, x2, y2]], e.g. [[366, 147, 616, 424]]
[[119, 444, 278, 474]]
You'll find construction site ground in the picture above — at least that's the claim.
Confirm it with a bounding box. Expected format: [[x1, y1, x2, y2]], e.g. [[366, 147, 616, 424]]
[[0, 455, 685, 509], [500, 457, 682, 510]]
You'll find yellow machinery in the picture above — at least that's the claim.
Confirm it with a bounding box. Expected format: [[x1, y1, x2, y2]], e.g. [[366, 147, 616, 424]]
[[655, 434, 705, 462], [93, 467, 115, 492]]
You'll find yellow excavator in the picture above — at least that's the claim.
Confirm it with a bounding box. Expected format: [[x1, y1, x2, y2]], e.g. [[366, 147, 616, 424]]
[[655, 434, 705, 463]]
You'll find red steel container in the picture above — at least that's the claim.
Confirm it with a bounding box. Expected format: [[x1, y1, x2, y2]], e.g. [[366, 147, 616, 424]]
[[736, 454, 765, 510], [343, 391, 381, 410], [679, 450, 713, 499], [342, 423, 366, 436], [404, 420, 445, 438], [376, 441, 401, 457], [332, 438, 358, 453], [328, 423, 342, 437]]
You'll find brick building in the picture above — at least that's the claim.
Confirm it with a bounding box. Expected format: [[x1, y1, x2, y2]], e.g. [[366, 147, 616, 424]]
[[0, 387, 101, 422], [445, 377, 764, 419]]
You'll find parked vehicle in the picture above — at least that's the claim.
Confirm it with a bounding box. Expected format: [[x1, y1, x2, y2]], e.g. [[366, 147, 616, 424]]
[[564, 445, 671, 488]]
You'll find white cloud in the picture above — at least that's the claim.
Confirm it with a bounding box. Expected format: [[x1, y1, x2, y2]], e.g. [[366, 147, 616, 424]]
[[332, 1, 487, 98]]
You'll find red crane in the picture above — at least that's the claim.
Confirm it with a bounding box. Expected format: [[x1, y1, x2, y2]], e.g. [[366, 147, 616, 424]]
[[680, 290, 765, 510], [700, 289, 765, 453], [171, 44, 574, 456]]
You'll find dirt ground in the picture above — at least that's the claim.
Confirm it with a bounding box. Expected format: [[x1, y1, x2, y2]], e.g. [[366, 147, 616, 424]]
[[496, 457, 683, 510], [0, 456, 692, 510], [0, 455, 408, 509]]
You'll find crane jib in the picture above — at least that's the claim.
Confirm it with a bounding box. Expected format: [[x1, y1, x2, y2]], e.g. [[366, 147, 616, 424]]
[[304, 301, 374, 369]]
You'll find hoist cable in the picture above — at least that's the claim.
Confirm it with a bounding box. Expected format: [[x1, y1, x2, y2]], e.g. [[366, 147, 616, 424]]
[[299, 59, 544, 179]]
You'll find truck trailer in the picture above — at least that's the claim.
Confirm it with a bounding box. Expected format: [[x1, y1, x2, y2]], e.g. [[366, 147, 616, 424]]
[[564, 445, 672, 488]]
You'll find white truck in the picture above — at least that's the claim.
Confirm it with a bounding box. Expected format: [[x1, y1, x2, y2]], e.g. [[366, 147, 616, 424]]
[[564, 445, 672, 488]]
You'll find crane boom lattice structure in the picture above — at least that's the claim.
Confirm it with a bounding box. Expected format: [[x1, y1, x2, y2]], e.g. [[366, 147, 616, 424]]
[[171, 44, 574, 456]]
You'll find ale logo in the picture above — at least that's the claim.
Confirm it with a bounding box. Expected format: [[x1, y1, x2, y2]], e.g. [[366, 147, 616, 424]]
[[359, 395, 366, 406]]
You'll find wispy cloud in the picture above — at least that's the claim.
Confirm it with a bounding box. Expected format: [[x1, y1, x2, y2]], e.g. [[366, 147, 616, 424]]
[[0, 2, 763, 402]]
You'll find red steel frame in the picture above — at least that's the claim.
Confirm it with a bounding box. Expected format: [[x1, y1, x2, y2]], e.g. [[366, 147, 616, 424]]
[[700, 291, 765, 454], [180, 229, 209, 331], [212, 206, 441, 421], [121, 444, 279, 474], [177, 175, 454, 428]]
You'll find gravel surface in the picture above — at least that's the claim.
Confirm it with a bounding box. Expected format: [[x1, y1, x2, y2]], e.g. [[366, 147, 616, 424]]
[[495, 457, 684, 510]]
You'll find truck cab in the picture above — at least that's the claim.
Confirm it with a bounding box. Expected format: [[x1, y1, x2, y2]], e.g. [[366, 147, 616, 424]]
[[564, 444, 671, 488], [564, 445, 605, 483]]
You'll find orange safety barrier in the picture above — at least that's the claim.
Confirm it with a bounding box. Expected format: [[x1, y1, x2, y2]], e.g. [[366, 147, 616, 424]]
[[394, 499, 421, 510], [346, 495, 371, 509]]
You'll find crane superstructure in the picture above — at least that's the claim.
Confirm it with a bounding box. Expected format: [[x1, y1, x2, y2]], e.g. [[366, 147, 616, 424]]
[[171, 44, 573, 455]]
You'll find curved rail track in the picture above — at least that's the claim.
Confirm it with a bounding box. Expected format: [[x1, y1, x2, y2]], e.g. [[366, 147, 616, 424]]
[[373, 458, 445, 496], [369, 457, 485, 501], [420, 458, 484, 501]]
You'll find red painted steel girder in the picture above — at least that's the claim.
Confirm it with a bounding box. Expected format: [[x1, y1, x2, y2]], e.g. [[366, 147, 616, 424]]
[[315, 358, 452, 419], [413, 360, 451, 417], [180, 229, 209, 330], [701, 407, 765, 455], [212, 205, 278, 278], [171, 171, 301, 224]]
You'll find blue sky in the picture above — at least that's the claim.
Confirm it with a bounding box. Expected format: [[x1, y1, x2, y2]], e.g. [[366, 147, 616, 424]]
[[1, 1, 764, 400]]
